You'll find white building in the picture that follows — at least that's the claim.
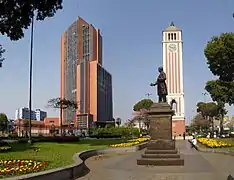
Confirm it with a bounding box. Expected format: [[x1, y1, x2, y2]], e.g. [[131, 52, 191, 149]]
[[35, 109, 47, 121], [15, 107, 47, 121]]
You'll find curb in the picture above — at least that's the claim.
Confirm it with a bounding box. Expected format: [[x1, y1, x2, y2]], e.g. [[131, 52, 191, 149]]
[[4, 142, 147, 180], [188, 140, 234, 156]]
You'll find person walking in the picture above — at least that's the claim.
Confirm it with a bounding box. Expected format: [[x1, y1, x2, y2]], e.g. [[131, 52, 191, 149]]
[[183, 132, 186, 140]]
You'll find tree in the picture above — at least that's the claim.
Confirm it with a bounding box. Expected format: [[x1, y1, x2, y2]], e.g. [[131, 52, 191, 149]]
[[133, 99, 153, 111], [205, 80, 234, 106], [190, 113, 210, 134], [0, 45, 5, 68], [196, 102, 219, 137], [185, 125, 194, 135], [205, 80, 229, 135], [115, 118, 122, 127], [0, 113, 8, 134], [204, 32, 234, 82], [124, 119, 135, 127], [204, 31, 234, 136], [0, 0, 63, 58], [47, 98, 78, 135]]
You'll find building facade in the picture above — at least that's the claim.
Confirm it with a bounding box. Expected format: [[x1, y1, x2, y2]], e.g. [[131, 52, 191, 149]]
[[61, 17, 113, 128], [35, 109, 47, 121], [15, 107, 36, 120], [15, 108, 47, 121], [162, 22, 185, 136]]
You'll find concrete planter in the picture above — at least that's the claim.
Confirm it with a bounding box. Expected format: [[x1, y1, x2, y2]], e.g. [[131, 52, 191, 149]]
[[4, 142, 147, 180], [188, 140, 234, 156]]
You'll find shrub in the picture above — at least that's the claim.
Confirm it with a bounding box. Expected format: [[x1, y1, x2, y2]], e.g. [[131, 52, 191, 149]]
[[0, 140, 11, 152], [1, 136, 80, 144], [90, 127, 140, 139], [33, 136, 80, 142], [8, 132, 18, 138], [0, 140, 9, 147]]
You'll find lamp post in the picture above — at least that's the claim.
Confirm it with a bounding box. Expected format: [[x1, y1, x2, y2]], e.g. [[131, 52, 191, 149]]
[[145, 93, 152, 99], [28, 13, 34, 144], [202, 92, 208, 103]]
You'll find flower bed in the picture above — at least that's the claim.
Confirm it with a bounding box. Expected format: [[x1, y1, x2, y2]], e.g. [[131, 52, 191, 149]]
[[197, 138, 232, 148], [0, 159, 46, 177], [109, 137, 150, 148], [0, 146, 11, 152]]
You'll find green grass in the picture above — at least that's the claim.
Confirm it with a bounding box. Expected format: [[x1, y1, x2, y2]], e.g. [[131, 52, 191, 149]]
[[0, 138, 127, 170]]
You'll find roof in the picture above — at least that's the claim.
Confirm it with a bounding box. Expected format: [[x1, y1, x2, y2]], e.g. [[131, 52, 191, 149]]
[[164, 22, 181, 31]]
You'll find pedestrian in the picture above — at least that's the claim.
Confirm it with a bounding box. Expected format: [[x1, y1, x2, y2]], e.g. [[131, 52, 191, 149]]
[[183, 132, 186, 140], [191, 136, 197, 148]]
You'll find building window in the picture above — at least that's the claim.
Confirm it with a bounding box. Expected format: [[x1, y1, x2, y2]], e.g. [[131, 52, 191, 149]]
[[168, 33, 170, 40], [174, 33, 176, 40]]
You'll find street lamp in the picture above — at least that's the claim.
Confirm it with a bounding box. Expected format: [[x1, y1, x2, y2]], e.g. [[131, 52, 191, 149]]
[[28, 13, 34, 144], [145, 93, 152, 99], [202, 92, 208, 103]]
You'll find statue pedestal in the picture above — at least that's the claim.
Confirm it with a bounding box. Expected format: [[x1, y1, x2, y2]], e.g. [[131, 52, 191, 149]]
[[137, 103, 184, 166]]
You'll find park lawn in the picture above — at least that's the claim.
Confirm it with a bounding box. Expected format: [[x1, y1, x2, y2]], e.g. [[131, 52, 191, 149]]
[[0, 138, 127, 170]]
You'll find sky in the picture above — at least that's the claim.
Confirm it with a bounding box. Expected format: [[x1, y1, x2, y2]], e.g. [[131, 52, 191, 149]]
[[0, 0, 234, 124]]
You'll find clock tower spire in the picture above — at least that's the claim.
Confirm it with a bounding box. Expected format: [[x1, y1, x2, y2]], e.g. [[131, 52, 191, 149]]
[[162, 23, 185, 136]]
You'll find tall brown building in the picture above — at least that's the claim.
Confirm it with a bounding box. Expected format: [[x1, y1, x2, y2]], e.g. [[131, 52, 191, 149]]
[[61, 17, 113, 128]]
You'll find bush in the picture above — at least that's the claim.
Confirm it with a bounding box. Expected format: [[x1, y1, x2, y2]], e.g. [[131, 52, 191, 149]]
[[32, 136, 80, 143], [90, 127, 140, 139], [2, 136, 80, 144], [0, 140, 9, 147], [8, 132, 18, 138], [140, 129, 149, 136]]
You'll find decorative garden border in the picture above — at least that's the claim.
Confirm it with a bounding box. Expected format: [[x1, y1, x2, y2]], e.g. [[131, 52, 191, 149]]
[[188, 139, 234, 156], [4, 142, 147, 180]]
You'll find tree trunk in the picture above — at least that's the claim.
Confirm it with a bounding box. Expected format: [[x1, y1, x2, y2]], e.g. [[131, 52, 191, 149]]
[[60, 107, 63, 136], [208, 116, 214, 138], [219, 114, 224, 137], [211, 117, 214, 138]]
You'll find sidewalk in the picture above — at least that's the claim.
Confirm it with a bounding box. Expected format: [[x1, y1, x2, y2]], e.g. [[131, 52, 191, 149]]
[[78, 140, 234, 180]]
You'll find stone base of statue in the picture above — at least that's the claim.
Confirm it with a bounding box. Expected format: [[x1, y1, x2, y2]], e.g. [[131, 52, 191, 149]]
[[137, 103, 184, 166]]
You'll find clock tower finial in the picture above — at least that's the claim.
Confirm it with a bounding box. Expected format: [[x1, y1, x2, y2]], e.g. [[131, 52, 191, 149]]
[[170, 21, 175, 26]]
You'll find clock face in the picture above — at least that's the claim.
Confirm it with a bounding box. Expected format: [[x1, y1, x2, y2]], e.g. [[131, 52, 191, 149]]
[[168, 44, 177, 52]]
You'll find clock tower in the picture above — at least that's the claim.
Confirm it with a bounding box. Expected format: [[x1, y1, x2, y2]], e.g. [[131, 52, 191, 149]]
[[162, 22, 185, 136]]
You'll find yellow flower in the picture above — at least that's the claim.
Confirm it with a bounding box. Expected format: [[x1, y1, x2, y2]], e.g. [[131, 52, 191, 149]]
[[197, 138, 232, 148], [109, 137, 150, 147]]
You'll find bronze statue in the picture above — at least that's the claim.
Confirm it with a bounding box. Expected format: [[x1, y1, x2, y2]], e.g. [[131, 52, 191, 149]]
[[150, 67, 168, 103]]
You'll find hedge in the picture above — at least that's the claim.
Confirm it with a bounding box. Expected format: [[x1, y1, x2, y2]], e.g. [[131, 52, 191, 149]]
[[89, 127, 140, 138]]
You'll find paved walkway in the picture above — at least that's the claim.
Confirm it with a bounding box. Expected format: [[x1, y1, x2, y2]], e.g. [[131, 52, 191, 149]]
[[78, 140, 234, 180]]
